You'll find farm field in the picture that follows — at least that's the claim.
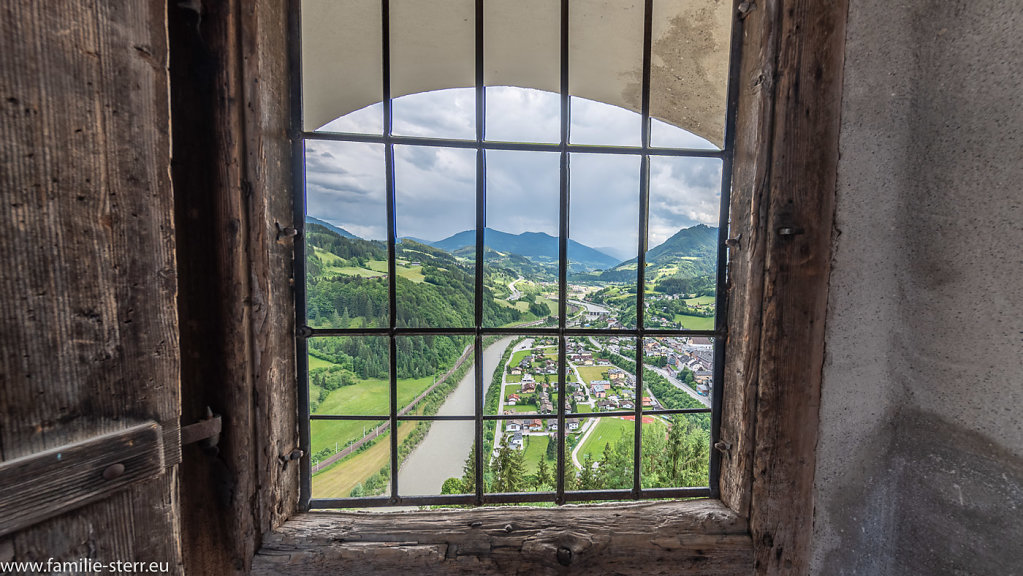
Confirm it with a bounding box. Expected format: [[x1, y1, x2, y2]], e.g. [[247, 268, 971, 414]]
[[311, 420, 418, 498], [575, 365, 609, 383], [672, 313, 715, 331], [308, 354, 436, 453], [684, 295, 716, 306], [577, 416, 664, 463]]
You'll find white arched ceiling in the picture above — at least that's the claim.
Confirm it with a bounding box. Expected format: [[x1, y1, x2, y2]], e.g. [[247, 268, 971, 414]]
[[301, 0, 732, 149]]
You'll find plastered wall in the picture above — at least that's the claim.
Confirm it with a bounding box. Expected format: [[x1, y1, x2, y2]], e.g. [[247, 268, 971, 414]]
[[811, 0, 1023, 574]]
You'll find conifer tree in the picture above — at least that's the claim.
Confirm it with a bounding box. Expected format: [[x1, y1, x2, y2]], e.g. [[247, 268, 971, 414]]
[[535, 454, 553, 491]]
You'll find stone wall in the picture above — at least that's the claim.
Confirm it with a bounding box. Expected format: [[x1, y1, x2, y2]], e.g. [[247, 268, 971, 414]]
[[812, 1, 1023, 574]]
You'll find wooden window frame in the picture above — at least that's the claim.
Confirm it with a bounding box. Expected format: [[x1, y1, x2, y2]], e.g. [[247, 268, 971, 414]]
[[170, 0, 848, 574]]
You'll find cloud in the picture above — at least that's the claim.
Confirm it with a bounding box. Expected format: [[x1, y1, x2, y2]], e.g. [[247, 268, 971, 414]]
[[305, 141, 387, 240], [394, 146, 476, 241], [570, 97, 642, 146], [305, 87, 722, 250], [485, 149, 561, 237], [648, 157, 723, 246]]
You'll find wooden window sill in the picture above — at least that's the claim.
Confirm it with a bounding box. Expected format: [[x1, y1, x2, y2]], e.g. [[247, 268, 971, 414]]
[[252, 499, 752, 575]]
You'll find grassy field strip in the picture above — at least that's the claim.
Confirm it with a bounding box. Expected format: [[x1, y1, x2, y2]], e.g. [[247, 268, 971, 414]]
[[311, 421, 416, 498], [521, 435, 553, 475], [577, 417, 665, 463], [672, 314, 715, 330], [574, 365, 608, 383]]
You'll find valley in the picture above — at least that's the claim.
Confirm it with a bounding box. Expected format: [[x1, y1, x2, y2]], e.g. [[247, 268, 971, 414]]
[[305, 218, 718, 499]]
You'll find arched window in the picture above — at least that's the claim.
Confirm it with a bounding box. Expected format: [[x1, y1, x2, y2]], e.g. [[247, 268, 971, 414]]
[[293, 0, 737, 508]]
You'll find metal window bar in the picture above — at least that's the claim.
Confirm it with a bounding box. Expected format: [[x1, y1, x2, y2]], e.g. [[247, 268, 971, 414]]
[[289, 0, 743, 509]]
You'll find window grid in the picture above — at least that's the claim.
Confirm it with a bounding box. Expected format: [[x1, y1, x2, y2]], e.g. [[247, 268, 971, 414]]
[[291, 0, 740, 509]]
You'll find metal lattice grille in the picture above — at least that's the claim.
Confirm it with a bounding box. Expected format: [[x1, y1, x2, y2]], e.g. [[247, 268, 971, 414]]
[[291, 0, 742, 509]]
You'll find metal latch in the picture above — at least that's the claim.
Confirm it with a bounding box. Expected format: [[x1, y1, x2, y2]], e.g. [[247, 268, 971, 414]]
[[180, 406, 221, 451]]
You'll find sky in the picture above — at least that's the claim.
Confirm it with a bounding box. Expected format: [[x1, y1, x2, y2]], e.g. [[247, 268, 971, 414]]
[[304, 87, 722, 260]]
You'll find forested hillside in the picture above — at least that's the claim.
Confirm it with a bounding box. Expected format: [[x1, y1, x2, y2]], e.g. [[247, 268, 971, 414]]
[[304, 223, 526, 382]]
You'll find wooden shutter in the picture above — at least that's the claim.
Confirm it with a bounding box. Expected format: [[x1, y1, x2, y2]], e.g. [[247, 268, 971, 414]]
[[0, 0, 182, 572]]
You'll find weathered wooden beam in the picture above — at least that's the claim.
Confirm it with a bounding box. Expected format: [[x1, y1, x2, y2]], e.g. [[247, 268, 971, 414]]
[[719, 0, 780, 517], [253, 501, 752, 575], [239, 0, 301, 537], [747, 0, 848, 574], [169, 0, 258, 573], [0, 423, 166, 538]]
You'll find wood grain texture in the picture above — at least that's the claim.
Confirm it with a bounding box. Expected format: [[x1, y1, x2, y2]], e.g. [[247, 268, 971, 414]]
[[0, 422, 165, 538], [719, 0, 780, 517], [172, 1, 297, 573], [253, 500, 752, 575], [0, 0, 181, 570], [239, 0, 301, 536], [169, 1, 259, 574], [748, 0, 848, 574]]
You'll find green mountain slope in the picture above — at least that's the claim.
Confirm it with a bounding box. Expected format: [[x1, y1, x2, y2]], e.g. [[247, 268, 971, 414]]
[[587, 224, 718, 284]]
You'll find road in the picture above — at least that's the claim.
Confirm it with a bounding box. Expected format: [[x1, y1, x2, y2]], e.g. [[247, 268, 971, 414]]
[[646, 365, 711, 408], [569, 299, 610, 314], [506, 277, 523, 301]]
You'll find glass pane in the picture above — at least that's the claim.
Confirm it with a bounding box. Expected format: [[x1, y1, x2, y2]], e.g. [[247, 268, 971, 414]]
[[644, 156, 721, 329], [567, 335, 636, 413], [308, 336, 390, 416], [392, 88, 476, 140], [317, 103, 384, 136], [650, 0, 733, 149], [640, 413, 711, 488], [488, 417, 558, 494], [304, 141, 388, 329], [484, 0, 560, 143], [483, 150, 562, 328], [569, 0, 644, 120], [399, 422, 476, 497], [650, 118, 719, 150], [569, 153, 639, 329], [396, 335, 475, 416], [311, 419, 389, 499], [390, 0, 475, 138], [642, 336, 714, 410], [394, 145, 476, 327], [570, 416, 635, 491], [487, 336, 566, 416], [485, 87, 560, 144], [570, 97, 642, 147], [302, 0, 383, 132]]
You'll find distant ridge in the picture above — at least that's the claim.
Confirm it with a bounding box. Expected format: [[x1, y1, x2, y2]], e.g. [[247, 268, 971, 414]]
[[432, 228, 619, 272], [306, 216, 358, 239], [590, 224, 719, 282]]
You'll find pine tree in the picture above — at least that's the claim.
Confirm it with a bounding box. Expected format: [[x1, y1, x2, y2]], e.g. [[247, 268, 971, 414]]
[[577, 454, 599, 490], [666, 415, 686, 484], [545, 435, 557, 461], [535, 455, 553, 491], [461, 445, 477, 493], [504, 440, 528, 492]]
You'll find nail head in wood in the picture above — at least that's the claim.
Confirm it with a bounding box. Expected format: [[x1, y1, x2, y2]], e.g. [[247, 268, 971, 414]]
[[102, 463, 125, 481]]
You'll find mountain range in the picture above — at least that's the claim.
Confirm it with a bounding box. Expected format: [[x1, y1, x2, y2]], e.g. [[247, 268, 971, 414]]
[[431, 228, 620, 273], [306, 216, 358, 239], [308, 216, 718, 281]]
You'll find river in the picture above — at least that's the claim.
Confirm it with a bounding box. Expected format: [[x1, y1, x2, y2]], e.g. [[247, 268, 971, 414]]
[[395, 336, 513, 496]]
